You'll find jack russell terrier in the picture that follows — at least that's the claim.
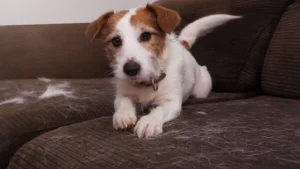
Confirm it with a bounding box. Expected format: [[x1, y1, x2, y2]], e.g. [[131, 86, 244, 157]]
[[85, 4, 240, 138]]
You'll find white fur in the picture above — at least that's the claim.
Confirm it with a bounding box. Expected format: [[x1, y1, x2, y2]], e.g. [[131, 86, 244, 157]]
[[196, 112, 207, 115], [38, 77, 52, 83], [39, 82, 73, 99], [179, 14, 242, 47], [21, 91, 36, 96], [0, 97, 25, 105], [112, 10, 241, 138]]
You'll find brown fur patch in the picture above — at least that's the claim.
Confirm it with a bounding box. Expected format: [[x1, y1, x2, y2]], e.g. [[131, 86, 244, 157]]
[[146, 4, 181, 34], [85, 11, 114, 42], [131, 8, 166, 59], [100, 10, 128, 61], [181, 40, 190, 50], [101, 10, 128, 42], [85, 10, 129, 61]]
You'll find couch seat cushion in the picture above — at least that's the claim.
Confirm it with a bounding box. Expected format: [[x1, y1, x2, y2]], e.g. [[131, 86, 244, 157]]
[[0, 78, 260, 168], [8, 96, 300, 169], [0, 78, 115, 168]]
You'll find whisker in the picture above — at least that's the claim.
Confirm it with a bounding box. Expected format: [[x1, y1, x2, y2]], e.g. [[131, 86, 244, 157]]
[[104, 71, 115, 78]]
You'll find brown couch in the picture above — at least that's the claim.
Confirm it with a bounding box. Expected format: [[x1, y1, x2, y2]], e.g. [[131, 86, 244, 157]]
[[1, 0, 299, 168]]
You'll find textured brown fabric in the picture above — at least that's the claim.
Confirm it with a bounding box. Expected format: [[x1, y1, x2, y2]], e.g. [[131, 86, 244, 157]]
[[157, 0, 291, 92], [0, 24, 111, 80], [262, 2, 300, 99], [8, 96, 300, 169], [184, 90, 262, 105], [0, 78, 260, 168], [0, 79, 115, 168]]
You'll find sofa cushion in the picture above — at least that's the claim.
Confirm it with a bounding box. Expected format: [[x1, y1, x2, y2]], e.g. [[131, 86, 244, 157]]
[[8, 96, 300, 169], [184, 89, 261, 105], [0, 78, 115, 168], [0, 24, 111, 80], [262, 2, 300, 99], [156, 0, 291, 92], [0, 78, 260, 168]]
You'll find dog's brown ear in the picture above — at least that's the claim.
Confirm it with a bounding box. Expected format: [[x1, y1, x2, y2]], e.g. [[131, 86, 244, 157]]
[[146, 4, 181, 34], [85, 11, 114, 42]]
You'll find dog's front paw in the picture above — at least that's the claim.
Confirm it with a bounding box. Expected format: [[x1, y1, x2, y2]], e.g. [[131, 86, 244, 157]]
[[134, 115, 163, 138], [113, 110, 137, 130]]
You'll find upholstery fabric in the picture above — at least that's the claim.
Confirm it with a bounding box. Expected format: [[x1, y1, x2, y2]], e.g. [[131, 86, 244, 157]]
[[0, 24, 110, 80], [0, 78, 259, 168], [8, 96, 300, 169], [262, 2, 300, 99], [0, 79, 115, 168], [157, 0, 291, 92]]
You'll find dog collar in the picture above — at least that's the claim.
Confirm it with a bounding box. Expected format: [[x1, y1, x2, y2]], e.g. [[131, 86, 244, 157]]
[[137, 73, 166, 91]]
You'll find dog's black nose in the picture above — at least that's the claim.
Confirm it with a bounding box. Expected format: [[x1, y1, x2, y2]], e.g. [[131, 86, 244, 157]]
[[123, 61, 141, 76]]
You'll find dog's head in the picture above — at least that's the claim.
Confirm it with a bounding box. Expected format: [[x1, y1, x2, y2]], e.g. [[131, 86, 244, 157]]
[[85, 4, 180, 82]]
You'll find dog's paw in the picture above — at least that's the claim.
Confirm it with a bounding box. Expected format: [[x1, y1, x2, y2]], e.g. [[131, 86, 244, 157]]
[[134, 115, 163, 138], [113, 110, 137, 130]]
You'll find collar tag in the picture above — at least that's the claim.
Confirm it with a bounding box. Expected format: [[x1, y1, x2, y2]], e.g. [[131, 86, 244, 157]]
[[152, 81, 158, 91], [137, 73, 166, 91]]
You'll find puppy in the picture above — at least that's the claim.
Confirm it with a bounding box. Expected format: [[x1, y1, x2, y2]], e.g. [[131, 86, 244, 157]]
[[85, 4, 240, 138]]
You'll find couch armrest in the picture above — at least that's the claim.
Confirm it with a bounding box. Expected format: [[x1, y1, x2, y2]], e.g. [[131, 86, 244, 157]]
[[0, 23, 111, 80]]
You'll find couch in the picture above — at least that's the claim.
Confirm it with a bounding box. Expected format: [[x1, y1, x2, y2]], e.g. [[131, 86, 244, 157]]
[[0, 0, 299, 168]]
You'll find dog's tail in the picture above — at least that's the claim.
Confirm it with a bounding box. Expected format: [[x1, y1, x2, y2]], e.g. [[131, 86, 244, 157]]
[[178, 14, 241, 49]]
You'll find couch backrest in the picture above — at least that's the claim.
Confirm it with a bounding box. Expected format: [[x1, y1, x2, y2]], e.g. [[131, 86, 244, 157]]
[[0, 24, 110, 80], [157, 0, 292, 92], [262, 1, 300, 99]]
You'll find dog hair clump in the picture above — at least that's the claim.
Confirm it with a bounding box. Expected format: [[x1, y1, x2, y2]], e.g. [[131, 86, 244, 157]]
[[39, 82, 73, 99], [0, 97, 25, 105], [38, 77, 52, 83]]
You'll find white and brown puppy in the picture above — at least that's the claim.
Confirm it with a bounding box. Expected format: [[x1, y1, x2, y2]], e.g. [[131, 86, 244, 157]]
[[85, 4, 240, 138]]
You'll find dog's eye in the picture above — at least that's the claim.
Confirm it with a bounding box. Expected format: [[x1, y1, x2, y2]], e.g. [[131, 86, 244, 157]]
[[111, 37, 122, 47], [140, 32, 151, 42]]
